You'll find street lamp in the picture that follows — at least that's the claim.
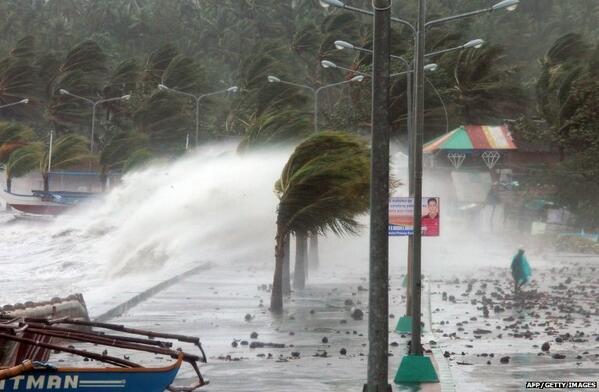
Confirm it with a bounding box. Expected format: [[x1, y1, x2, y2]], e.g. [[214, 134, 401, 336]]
[[334, 38, 481, 138], [321, 0, 521, 387], [0, 98, 29, 110], [321, 0, 518, 30], [158, 84, 238, 146], [59, 89, 130, 153], [267, 74, 364, 132], [321, 59, 437, 77]]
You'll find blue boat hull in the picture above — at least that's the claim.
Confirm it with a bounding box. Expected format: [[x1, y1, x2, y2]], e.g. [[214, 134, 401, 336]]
[[0, 361, 180, 392]]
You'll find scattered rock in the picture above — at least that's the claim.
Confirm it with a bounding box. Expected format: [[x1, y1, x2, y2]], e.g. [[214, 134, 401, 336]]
[[322, 337, 329, 344], [340, 348, 347, 355], [500, 356, 510, 364], [250, 332, 258, 339], [541, 342, 550, 352], [249, 342, 285, 349], [350, 308, 364, 321], [552, 353, 566, 359]]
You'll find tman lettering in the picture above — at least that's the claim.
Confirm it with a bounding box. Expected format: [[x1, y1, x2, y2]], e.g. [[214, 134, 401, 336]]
[[0, 375, 78, 391]]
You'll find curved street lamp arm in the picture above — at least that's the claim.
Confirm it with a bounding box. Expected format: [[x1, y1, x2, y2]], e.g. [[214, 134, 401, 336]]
[[315, 79, 358, 94], [0, 100, 28, 110], [163, 87, 197, 100], [94, 96, 128, 106], [425, 76, 449, 135], [327, 63, 371, 77], [425, 44, 467, 58], [62, 91, 94, 105], [198, 87, 238, 101], [331, 3, 416, 35], [351, 45, 411, 69], [390, 70, 411, 78], [425, 7, 491, 28], [272, 79, 315, 93]]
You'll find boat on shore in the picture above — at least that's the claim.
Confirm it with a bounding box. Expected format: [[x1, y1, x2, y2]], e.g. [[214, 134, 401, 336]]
[[0, 355, 187, 392], [1, 189, 97, 216], [0, 307, 208, 391]]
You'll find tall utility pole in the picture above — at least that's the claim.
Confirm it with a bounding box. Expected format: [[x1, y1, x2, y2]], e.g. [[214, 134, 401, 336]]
[[411, 0, 427, 357], [366, 0, 391, 390]]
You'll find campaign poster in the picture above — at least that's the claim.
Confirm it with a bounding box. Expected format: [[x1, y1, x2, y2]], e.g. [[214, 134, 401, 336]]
[[389, 197, 440, 237]]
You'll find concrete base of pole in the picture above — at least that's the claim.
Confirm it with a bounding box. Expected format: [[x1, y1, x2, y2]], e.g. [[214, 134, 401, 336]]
[[394, 355, 439, 384], [362, 384, 393, 391], [394, 315, 412, 333]]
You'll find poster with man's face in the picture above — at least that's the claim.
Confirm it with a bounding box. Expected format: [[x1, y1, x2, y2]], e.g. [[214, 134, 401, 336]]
[[389, 197, 440, 237]]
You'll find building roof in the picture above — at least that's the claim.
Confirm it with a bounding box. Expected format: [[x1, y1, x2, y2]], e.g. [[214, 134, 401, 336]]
[[424, 125, 517, 153]]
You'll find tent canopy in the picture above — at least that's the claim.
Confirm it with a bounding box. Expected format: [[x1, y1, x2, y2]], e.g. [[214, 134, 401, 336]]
[[424, 125, 517, 154]]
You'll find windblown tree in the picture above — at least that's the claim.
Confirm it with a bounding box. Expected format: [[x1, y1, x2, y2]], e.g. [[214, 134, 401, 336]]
[[0, 37, 42, 123], [526, 33, 599, 227], [0, 122, 37, 191], [453, 45, 528, 124], [47, 40, 108, 131], [99, 130, 149, 189], [6, 133, 93, 191], [271, 131, 371, 313]]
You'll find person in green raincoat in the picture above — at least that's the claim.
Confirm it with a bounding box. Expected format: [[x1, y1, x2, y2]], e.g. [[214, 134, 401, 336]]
[[511, 247, 532, 293]]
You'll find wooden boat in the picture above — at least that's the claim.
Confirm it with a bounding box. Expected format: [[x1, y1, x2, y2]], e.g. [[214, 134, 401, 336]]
[[0, 315, 208, 391], [1, 190, 96, 216], [0, 295, 90, 366], [0, 355, 186, 392]]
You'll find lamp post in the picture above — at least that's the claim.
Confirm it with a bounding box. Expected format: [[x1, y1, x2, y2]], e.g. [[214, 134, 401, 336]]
[[321, 58, 438, 139], [366, 1, 392, 390], [158, 84, 239, 146], [320, 0, 520, 385], [0, 98, 29, 110], [267, 75, 364, 133], [59, 90, 131, 153], [410, 0, 519, 361]]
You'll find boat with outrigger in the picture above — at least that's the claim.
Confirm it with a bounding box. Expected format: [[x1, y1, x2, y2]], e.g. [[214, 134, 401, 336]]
[[0, 300, 208, 391]]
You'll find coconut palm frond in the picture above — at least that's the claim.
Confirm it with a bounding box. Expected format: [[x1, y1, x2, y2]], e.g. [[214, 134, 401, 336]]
[[276, 131, 370, 237], [5, 142, 43, 179], [100, 130, 149, 171], [162, 54, 205, 93], [0, 122, 37, 163]]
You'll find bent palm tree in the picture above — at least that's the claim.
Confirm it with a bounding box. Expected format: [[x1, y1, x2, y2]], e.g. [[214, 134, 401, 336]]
[[6, 133, 93, 191], [0, 122, 37, 191], [271, 131, 370, 313]]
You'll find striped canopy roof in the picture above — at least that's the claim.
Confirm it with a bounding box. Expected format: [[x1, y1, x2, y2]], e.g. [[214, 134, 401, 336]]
[[423, 125, 517, 153]]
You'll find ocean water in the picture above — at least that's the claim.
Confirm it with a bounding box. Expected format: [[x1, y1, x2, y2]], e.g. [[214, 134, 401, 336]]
[[0, 143, 290, 308]]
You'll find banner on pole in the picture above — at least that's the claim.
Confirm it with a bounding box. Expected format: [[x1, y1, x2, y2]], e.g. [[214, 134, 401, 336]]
[[389, 197, 440, 236]]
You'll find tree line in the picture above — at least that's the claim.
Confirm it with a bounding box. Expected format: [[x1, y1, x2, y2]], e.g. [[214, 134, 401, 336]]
[[0, 0, 598, 224]]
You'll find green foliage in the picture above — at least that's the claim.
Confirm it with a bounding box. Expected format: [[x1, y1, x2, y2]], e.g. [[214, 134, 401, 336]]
[[0, 122, 37, 163], [6, 133, 93, 179], [100, 130, 149, 172], [275, 131, 371, 237], [454, 45, 528, 124], [238, 108, 312, 153]]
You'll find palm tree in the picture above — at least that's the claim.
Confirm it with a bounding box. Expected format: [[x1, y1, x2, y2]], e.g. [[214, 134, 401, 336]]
[[454, 45, 528, 124], [99, 130, 149, 189], [47, 40, 108, 130], [0, 121, 36, 191], [6, 133, 93, 192], [271, 131, 371, 313], [237, 108, 311, 153], [537, 33, 589, 132]]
